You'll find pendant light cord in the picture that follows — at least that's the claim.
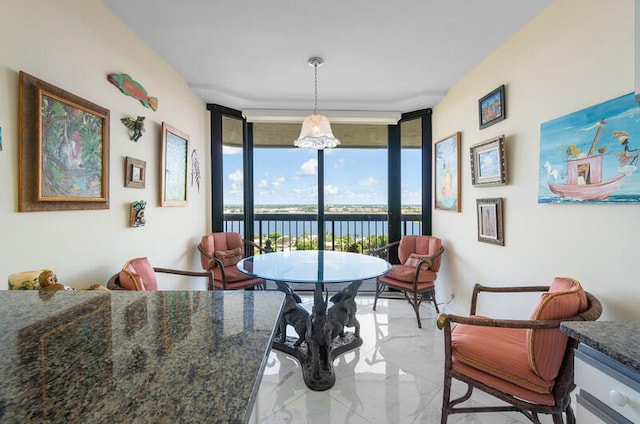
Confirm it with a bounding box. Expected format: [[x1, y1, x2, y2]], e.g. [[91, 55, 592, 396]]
[[313, 62, 318, 115]]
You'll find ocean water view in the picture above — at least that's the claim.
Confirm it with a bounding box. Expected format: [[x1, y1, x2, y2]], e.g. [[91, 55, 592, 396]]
[[224, 204, 423, 251]]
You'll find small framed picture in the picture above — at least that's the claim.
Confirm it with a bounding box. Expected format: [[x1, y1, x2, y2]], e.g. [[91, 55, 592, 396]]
[[477, 198, 504, 246], [470, 135, 506, 186], [478, 84, 505, 129], [125, 157, 146, 188]]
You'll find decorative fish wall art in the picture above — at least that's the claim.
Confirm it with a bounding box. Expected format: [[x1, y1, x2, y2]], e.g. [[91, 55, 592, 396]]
[[107, 73, 158, 111]]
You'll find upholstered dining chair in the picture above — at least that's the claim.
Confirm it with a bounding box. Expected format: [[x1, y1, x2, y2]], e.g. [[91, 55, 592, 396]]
[[107, 257, 212, 290], [370, 235, 444, 328], [437, 277, 602, 424], [197, 232, 266, 290]]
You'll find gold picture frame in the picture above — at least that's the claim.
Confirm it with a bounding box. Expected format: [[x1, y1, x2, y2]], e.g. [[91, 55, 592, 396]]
[[477, 197, 504, 245], [161, 122, 189, 206], [125, 156, 146, 188], [19, 71, 110, 211]]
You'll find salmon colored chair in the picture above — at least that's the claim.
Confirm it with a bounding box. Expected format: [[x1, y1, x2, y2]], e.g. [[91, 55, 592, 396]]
[[197, 232, 266, 290], [107, 257, 212, 290], [371, 235, 444, 328], [437, 278, 602, 424]]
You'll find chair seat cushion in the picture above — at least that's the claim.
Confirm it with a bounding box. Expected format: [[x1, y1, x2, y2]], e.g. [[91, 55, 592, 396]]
[[213, 265, 259, 284], [382, 264, 437, 284], [452, 359, 555, 406], [451, 317, 555, 398]]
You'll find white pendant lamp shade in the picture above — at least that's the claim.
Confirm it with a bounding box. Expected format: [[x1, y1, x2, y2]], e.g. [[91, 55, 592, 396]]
[[294, 113, 340, 149], [293, 57, 340, 149]]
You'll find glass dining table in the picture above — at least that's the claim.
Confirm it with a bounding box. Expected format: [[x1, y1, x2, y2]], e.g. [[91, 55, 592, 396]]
[[237, 250, 391, 391]]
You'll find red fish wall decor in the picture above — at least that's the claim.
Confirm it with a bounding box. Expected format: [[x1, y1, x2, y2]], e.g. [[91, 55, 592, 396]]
[[107, 73, 158, 111]]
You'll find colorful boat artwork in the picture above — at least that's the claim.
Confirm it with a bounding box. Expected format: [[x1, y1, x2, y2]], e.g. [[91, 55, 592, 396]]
[[547, 119, 634, 200], [538, 93, 640, 204]]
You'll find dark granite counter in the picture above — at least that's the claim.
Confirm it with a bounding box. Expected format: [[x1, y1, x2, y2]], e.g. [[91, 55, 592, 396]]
[[0, 290, 284, 423], [561, 321, 640, 374]]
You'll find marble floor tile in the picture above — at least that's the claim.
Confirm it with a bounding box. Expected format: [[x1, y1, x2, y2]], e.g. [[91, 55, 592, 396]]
[[250, 295, 550, 424]]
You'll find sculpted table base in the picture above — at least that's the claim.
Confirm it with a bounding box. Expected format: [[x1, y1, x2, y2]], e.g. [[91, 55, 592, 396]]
[[237, 251, 391, 391]]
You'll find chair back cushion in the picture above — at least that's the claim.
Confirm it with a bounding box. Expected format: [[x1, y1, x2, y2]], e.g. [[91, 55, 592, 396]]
[[199, 232, 244, 270], [119, 257, 158, 291], [398, 235, 442, 271], [526, 277, 588, 380]]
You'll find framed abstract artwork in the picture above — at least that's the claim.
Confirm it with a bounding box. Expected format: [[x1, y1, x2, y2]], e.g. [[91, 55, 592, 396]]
[[479, 84, 506, 129], [470, 135, 507, 186], [161, 122, 189, 206], [434, 132, 461, 211], [19, 71, 110, 211], [476, 197, 504, 246]]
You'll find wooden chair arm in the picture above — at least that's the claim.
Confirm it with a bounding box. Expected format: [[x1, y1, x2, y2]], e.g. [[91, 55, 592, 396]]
[[154, 267, 214, 289], [470, 283, 551, 315], [153, 267, 211, 278], [438, 291, 602, 331], [437, 313, 565, 331], [368, 240, 400, 258], [244, 239, 266, 254]]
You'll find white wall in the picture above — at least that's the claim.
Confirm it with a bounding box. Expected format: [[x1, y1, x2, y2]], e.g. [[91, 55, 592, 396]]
[[0, 0, 211, 289], [433, 0, 638, 320]]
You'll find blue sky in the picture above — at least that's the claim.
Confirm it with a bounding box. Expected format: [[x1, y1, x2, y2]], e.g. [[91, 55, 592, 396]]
[[223, 147, 422, 206]]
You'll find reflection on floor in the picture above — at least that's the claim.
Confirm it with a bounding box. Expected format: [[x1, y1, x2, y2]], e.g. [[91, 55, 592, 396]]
[[250, 295, 553, 424]]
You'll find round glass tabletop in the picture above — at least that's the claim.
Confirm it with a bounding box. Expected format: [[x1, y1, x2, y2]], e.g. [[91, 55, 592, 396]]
[[237, 250, 391, 284]]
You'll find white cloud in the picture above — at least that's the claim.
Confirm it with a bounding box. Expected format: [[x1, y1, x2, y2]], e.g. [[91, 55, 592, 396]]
[[228, 170, 243, 183], [297, 159, 317, 176], [325, 184, 339, 195], [223, 145, 242, 155], [258, 179, 268, 188], [271, 176, 286, 187], [359, 176, 380, 186], [333, 158, 346, 169]]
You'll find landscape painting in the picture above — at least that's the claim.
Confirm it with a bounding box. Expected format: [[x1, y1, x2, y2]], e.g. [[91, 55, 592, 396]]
[[538, 92, 640, 204]]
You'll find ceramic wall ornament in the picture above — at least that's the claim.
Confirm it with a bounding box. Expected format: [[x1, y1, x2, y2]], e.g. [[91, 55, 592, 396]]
[[121, 116, 145, 142], [130, 200, 147, 227], [191, 149, 201, 192], [107, 73, 158, 111]]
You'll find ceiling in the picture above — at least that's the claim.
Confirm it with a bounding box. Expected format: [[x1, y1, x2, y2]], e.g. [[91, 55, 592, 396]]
[[101, 0, 553, 115]]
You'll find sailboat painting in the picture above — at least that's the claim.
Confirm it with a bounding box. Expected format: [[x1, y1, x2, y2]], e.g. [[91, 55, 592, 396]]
[[538, 92, 640, 204]]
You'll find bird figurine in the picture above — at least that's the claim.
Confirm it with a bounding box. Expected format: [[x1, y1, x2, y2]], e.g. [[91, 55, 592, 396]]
[[121, 116, 145, 142]]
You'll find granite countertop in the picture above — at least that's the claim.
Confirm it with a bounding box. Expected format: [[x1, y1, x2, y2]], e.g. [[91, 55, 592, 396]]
[[0, 290, 284, 423], [561, 321, 640, 373]]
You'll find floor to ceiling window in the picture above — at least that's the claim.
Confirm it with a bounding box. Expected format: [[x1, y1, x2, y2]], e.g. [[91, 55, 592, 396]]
[[209, 105, 432, 253]]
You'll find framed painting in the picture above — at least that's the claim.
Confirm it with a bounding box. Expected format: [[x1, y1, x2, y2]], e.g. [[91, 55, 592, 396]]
[[434, 132, 461, 211], [479, 84, 506, 129], [161, 122, 189, 206], [470, 135, 506, 186], [538, 92, 640, 204], [125, 156, 146, 188], [476, 197, 504, 246], [19, 71, 110, 211]]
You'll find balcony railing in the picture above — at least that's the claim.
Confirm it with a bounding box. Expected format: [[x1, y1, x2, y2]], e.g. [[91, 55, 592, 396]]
[[223, 213, 422, 253]]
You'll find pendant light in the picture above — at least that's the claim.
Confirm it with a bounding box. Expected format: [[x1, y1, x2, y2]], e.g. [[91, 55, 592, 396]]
[[294, 57, 340, 149]]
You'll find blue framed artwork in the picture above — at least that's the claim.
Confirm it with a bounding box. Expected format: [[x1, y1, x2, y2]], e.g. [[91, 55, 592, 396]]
[[538, 92, 640, 204]]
